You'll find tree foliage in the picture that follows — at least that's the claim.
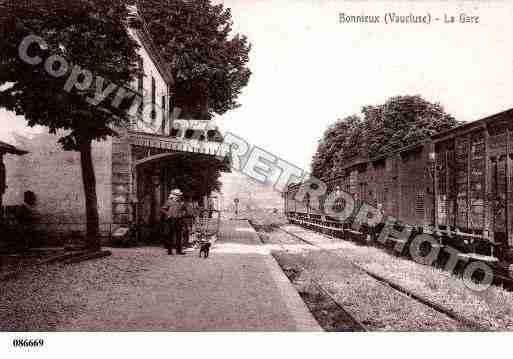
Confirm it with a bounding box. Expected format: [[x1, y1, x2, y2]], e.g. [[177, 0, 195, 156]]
[[0, 0, 140, 148], [311, 115, 363, 181], [364, 95, 458, 157], [139, 0, 251, 196], [311, 95, 459, 180], [166, 155, 225, 201], [0, 0, 140, 248], [139, 0, 252, 119]]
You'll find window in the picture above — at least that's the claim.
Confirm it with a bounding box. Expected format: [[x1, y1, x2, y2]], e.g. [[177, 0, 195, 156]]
[[151, 77, 156, 119], [161, 95, 166, 127], [137, 57, 144, 93]]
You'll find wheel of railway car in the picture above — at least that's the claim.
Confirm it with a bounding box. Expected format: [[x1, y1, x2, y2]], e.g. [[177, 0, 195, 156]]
[[372, 229, 386, 250], [362, 225, 373, 244], [384, 227, 414, 258], [462, 260, 494, 291], [342, 223, 354, 242], [417, 235, 439, 258], [373, 223, 385, 242], [432, 242, 448, 269], [335, 226, 343, 239], [408, 232, 444, 267], [367, 226, 379, 245]]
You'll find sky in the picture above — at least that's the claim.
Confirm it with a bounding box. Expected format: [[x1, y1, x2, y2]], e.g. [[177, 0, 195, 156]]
[[214, 0, 513, 170], [1, 0, 513, 172]]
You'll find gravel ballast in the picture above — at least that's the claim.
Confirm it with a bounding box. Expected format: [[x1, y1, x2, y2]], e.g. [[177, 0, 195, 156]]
[[281, 225, 513, 330]]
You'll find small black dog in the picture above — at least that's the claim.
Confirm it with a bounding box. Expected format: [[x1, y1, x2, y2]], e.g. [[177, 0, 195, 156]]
[[199, 242, 211, 258]]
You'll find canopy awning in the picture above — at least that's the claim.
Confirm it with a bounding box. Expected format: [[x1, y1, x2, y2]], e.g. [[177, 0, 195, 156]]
[[128, 131, 231, 172], [0, 140, 28, 155]]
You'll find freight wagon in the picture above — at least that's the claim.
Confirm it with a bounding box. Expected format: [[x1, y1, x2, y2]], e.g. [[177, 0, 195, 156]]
[[285, 108, 513, 266]]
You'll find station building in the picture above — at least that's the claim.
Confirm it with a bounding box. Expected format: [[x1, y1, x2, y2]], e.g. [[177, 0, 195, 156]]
[[2, 8, 230, 241]]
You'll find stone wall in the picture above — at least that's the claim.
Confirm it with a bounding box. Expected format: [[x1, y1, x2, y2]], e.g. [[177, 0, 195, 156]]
[[4, 131, 112, 236]]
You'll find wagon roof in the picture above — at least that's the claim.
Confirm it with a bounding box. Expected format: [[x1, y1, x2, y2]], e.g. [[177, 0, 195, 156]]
[[289, 108, 513, 193], [369, 141, 428, 162], [432, 107, 513, 140]]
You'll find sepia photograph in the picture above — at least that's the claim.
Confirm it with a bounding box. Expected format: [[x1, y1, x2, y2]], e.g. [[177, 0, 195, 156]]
[[0, 0, 513, 357]]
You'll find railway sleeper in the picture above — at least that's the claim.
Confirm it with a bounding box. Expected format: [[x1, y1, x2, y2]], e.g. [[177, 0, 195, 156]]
[[290, 217, 513, 285]]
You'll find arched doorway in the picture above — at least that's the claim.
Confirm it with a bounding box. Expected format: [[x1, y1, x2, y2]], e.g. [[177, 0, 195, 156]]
[[132, 152, 182, 230]]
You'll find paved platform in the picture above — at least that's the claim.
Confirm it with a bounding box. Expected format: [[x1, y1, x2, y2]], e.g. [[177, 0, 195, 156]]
[[54, 220, 321, 331]]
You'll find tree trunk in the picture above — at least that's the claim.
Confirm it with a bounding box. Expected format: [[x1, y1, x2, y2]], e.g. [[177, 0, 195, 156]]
[[79, 139, 100, 251]]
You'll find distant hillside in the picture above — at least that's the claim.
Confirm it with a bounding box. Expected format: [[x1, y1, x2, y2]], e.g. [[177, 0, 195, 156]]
[[218, 172, 283, 212]]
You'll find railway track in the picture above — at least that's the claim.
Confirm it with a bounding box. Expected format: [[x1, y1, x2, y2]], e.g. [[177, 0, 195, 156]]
[[275, 225, 487, 331], [257, 228, 368, 331]]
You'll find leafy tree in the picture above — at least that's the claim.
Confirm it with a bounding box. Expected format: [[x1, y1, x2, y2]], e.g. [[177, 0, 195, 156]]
[[331, 115, 365, 178], [0, 0, 140, 250], [166, 154, 225, 201], [139, 0, 251, 197], [364, 95, 458, 158], [139, 0, 251, 120], [312, 95, 458, 180], [311, 123, 339, 179], [311, 115, 362, 180]]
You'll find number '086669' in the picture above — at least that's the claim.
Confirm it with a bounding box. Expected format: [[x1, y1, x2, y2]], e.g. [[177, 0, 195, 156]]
[[12, 339, 44, 347]]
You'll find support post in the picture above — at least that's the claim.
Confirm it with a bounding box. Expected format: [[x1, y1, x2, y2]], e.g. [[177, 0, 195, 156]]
[[433, 149, 439, 232], [111, 128, 133, 228], [397, 157, 402, 220], [483, 128, 491, 240], [445, 149, 451, 229], [0, 154, 4, 221], [467, 136, 472, 231], [506, 128, 512, 247]]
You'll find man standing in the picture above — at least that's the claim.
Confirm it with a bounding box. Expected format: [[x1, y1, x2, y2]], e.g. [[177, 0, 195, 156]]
[[0, 154, 5, 212], [160, 189, 186, 255]]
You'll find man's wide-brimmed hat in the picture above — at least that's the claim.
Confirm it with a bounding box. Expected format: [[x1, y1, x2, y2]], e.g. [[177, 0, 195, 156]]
[[169, 189, 182, 197]]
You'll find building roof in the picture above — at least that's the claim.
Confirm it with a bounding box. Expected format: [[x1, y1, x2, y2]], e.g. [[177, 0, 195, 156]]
[[135, 27, 174, 85], [127, 4, 174, 85], [0, 140, 28, 155]]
